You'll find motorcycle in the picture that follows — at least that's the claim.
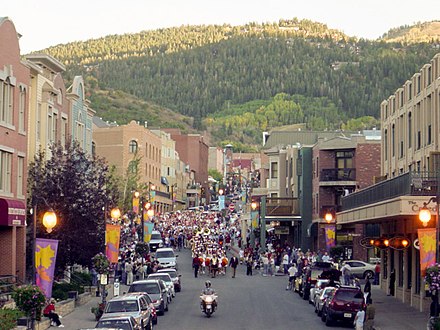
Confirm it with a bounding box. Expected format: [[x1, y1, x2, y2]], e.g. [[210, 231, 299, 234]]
[[200, 293, 218, 317]]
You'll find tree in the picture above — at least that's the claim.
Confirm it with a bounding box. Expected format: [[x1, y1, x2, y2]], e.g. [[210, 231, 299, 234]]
[[27, 141, 120, 274], [208, 169, 223, 182]]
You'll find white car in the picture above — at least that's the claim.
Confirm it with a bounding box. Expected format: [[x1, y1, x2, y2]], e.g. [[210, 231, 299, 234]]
[[147, 273, 175, 301], [155, 247, 178, 269], [315, 287, 336, 316], [309, 279, 330, 305], [342, 260, 375, 279]]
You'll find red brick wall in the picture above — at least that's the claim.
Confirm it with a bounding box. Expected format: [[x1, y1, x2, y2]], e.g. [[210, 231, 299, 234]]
[[355, 143, 381, 189]]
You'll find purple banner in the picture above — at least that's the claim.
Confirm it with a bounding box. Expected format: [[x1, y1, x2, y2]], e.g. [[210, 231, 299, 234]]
[[324, 225, 336, 251], [35, 238, 59, 299]]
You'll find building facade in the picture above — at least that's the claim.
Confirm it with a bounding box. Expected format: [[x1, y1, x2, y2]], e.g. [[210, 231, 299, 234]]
[[339, 52, 440, 312], [0, 17, 29, 282], [25, 54, 69, 162], [312, 134, 381, 260]]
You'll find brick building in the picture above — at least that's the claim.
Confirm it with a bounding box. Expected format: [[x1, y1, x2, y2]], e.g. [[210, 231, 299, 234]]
[[311, 133, 381, 260], [0, 17, 29, 282]]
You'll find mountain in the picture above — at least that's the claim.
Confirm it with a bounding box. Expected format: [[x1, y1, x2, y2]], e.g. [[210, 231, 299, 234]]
[[381, 21, 440, 43], [38, 19, 440, 146]]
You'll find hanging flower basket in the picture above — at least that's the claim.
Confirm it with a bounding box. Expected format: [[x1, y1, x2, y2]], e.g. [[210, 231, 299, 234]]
[[425, 263, 440, 294], [92, 253, 111, 275]]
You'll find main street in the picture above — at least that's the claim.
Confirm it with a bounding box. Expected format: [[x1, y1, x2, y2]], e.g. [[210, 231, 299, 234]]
[[149, 248, 340, 330]]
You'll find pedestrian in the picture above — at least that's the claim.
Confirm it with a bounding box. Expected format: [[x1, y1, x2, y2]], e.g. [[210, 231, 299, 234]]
[[353, 305, 365, 330], [428, 293, 440, 330], [90, 267, 98, 287], [193, 254, 201, 278], [230, 255, 239, 278], [125, 261, 133, 285], [374, 262, 380, 285], [341, 263, 351, 286], [286, 263, 298, 290], [364, 277, 372, 303], [262, 253, 269, 276], [388, 269, 396, 296], [364, 299, 376, 330], [246, 256, 253, 276], [43, 299, 64, 327], [282, 252, 289, 274]]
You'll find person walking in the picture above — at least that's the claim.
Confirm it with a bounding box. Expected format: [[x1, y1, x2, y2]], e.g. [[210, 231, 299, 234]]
[[246, 256, 253, 276], [282, 252, 289, 275], [373, 262, 380, 285], [125, 261, 134, 285], [230, 255, 239, 278], [43, 299, 64, 327], [353, 305, 365, 330], [193, 254, 201, 278], [364, 277, 372, 303]]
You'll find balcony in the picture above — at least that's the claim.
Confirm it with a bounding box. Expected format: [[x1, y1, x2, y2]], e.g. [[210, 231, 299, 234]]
[[320, 168, 356, 182], [266, 197, 300, 216], [341, 171, 438, 211]]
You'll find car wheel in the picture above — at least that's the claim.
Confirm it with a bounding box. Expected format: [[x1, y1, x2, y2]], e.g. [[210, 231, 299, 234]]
[[159, 302, 165, 316], [321, 310, 326, 322], [146, 317, 153, 330], [153, 316, 157, 325], [165, 301, 169, 312], [364, 270, 374, 279]]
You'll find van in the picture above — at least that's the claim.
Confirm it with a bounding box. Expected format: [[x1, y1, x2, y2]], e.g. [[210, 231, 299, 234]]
[[148, 231, 163, 252], [155, 247, 178, 269]]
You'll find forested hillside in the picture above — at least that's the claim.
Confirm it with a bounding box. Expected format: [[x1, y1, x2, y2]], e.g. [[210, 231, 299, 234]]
[[39, 19, 440, 146]]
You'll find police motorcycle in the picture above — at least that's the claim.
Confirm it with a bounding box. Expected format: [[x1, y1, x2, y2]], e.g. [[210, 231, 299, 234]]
[[200, 280, 218, 317]]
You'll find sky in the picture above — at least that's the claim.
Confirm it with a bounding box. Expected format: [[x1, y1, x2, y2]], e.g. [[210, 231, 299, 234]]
[[3, 0, 440, 53]]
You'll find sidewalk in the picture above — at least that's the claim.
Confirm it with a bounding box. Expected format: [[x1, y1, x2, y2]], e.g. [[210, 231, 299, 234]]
[[372, 285, 427, 330]]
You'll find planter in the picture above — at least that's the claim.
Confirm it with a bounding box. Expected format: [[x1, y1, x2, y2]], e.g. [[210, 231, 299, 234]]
[[68, 291, 78, 300]]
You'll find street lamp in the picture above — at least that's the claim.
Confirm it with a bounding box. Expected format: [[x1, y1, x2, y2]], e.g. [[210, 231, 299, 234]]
[[250, 201, 258, 248], [324, 210, 337, 254], [42, 210, 57, 233], [110, 208, 121, 221]]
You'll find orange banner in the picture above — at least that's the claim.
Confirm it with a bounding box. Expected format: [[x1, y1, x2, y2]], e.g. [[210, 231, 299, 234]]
[[133, 197, 139, 214], [106, 224, 121, 263], [418, 228, 436, 276]]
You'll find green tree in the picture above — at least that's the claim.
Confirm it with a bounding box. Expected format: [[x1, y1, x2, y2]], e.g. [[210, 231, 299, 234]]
[[208, 169, 223, 182], [27, 141, 120, 272]]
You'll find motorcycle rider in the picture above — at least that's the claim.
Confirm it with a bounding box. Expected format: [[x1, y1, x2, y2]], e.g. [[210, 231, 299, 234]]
[[201, 280, 217, 310]]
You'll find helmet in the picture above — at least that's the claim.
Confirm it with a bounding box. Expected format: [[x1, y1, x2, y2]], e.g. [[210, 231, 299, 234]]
[[205, 280, 211, 288]]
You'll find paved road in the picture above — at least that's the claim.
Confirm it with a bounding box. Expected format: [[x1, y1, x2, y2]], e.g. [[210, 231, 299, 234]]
[[63, 247, 428, 330]]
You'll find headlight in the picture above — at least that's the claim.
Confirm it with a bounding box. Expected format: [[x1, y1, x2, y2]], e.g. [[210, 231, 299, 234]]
[[205, 296, 213, 303]]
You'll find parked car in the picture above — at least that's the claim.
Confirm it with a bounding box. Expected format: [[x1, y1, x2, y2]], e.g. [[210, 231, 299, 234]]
[[321, 285, 365, 326], [148, 231, 163, 252], [302, 262, 334, 301], [101, 293, 153, 330], [342, 260, 375, 279], [157, 268, 182, 292], [155, 247, 178, 269], [95, 315, 141, 330], [147, 273, 175, 300], [314, 286, 336, 316], [127, 279, 168, 316], [309, 279, 330, 305]]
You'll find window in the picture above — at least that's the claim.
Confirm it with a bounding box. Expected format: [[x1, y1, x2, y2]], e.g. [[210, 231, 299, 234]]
[[17, 156, 24, 196], [128, 161, 137, 174], [408, 113, 412, 148], [428, 67, 432, 86], [61, 117, 67, 147], [129, 140, 138, 153], [408, 83, 412, 100], [47, 113, 53, 143], [0, 150, 12, 193], [36, 103, 41, 142], [417, 75, 421, 94], [400, 91, 404, 108], [384, 129, 388, 160], [391, 124, 395, 157], [270, 162, 278, 179], [0, 79, 13, 125], [417, 131, 421, 150], [428, 125, 432, 145], [18, 87, 26, 133], [57, 89, 63, 104]]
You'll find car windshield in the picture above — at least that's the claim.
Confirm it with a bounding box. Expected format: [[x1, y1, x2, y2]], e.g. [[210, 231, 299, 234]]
[[149, 274, 171, 283], [335, 290, 364, 302], [105, 300, 139, 313], [151, 233, 162, 240], [97, 319, 132, 330], [128, 283, 160, 294], [156, 251, 174, 258]]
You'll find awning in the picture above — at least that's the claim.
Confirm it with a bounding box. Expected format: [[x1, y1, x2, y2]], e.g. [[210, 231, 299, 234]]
[[306, 222, 319, 237], [0, 199, 26, 226]]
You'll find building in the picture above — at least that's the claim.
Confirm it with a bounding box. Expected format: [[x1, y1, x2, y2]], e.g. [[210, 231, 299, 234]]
[[0, 17, 29, 282], [25, 54, 69, 161], [163, 129, 209, 206], [311, 134, 381, 260], [338, 52, 440, 312], [208, 146, 224, 174], [66, 76, 94, 154], [93, 120, 171, 212]]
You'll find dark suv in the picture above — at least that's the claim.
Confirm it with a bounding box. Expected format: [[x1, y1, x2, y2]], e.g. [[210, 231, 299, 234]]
[[321, 286, 365, 326], [302, 262, 334, 301]]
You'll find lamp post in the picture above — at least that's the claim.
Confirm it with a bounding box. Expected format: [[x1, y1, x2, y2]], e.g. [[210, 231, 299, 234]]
[[250, 201, 258, 248], [260, 196, 267, 253]]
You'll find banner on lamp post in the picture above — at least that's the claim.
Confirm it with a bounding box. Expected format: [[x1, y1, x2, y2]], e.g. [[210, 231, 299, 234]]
[[35, 238, 59, 299], [218, 195, 225, 211], [106, 224, 121, 263], [133, 197, 139, 214], [418, 228, 436, 276], [144, 222, 155, 243], [324, 225, 336, 250], [251, 211, 259, 229]]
